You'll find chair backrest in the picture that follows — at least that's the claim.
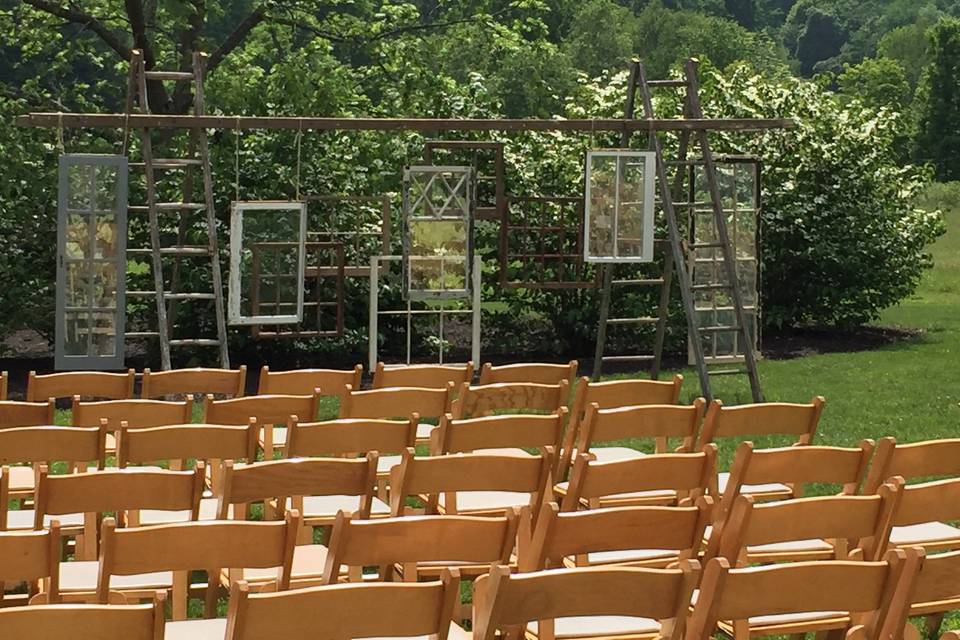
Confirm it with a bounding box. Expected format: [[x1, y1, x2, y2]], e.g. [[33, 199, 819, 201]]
[[478, 361, 578, 386], [0, 399, 55, 428], [893, 477, 960, 533], [0, 523, 61, 604], [561, 446, 717, 511], [472, 563, 700, 640], [389, 448, 554, 517], [96, 512, 300, 604], [373, 362, 474, 389], [34, 467, 204, 527], [71, 397, 192, 430], [285, 417, 416, 458], [117, 423, 258, 468], [224, 571, 461, 640], [339, 384, 454, 420], [714, 440, 875, 526], [863, 437, 960, 493], [219, 456, 378, 520], [322, 510, 519, 583], [697, 396, 825, 448], [908, 548, 960, 612], [0, 425, 106, 470], [520, 501, 710, 572], [431, 410, 566, 456], [203, 392, 321, 425], [576, 399, 705, 456], [26, 370, 136, 402], [257, 365, 362, 399], [706, 482, 902, 565], [141, 366, 247, 399], [0, 596, 165, 640], [451, 381, 569, 419], [684, 551, 922, 640]]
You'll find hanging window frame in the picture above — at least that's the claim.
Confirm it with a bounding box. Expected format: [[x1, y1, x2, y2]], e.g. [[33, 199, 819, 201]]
[[583, 150, 657, 264], [402, 165, 474, 301], [228, 201, 307, 326], [55, 154, 128, 370]]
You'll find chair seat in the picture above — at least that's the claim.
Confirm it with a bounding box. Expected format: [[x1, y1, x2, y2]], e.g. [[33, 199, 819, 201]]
[[6, 509, 85, 530], [584, 447, 646, 462], [165, 617, 227, 640], [717, 472, 791, 496], [240, 544, 332, 584], [437, 491, 531, 513], [747, 538, 835, 554], [138, 497, 220, 525], [552, 481, 676, 505], [267, 426, 287, 449], [578, 548, 677, 566], [59, 560, 172, 592], [7, 465, 36, 493], [416, 423, 437, 441], [287, 495, 391, 520], [528, 615, 660, 638], [378, 454, 401, 474], [889, 521, 960, 547]]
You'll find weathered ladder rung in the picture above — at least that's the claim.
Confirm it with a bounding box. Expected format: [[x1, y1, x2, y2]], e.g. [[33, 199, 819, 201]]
[[613, 278, 664, 286], [127, 290, 157, 297], [128, 246, 209, 256], [691, 283, 732, 291], [143, 71, 194, 81], [691, 242, 725, 250], [129, 203, 206, 212], [126, 331, 159, 338], [698, 325, 741, 332], [647, 79, 686, 88], [673, 201, 713, 207], [708, 368, 748, 376], [170, 339, 220, 347], [607, 317, 658, 325], [164, 293, 216, 301], [131, 159, 203, 169], [602, 355, 657, 362]]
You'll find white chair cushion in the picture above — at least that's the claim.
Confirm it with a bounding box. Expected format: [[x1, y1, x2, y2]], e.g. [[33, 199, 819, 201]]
[[268, 426, 287, 448], [6, 509, 85, 530], [59, 560, 172, 592], [747, 538, 834, 554], [137, 497, 220, 525], [584, 548, 677, 565], [7, 466, 36, 491], [528, 616, 660, 638], [717, 472, 790, 495], [416, 423, 437, 440], [749, 610, 845, 626], [585, 447, 646, 462], [438, 491, 531, 512], [165, 618, 227, 640], [890, 521, 960, 546], [553, 480, 675, 503], [378, 454, 401, 474], [287, 495, 391, 518]]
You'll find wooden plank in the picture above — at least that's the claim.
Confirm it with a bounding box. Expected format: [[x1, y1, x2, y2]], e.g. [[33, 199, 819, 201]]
[[16, 113, 795, 133]]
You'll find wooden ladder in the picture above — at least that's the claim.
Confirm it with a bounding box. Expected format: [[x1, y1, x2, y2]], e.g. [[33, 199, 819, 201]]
[[123, 49, 229, 369], [593, 58, 763, 403]]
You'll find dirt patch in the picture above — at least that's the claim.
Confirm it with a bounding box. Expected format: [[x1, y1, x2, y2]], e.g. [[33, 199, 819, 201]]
[[762, 325, 923, 360]]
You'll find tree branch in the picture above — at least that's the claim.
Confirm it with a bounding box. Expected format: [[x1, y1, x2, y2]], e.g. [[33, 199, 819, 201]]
[[21, 0, 131, 59], [124, 0, 155, 67], [364, 3, 519, 43], [207, 5, 267, 73]]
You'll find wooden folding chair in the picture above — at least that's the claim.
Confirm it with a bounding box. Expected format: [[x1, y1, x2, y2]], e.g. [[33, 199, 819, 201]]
[[34, 467, 204, 598], [704, 480, 902, 566], [203, 391, 321, 460], [478, 360, 578, 385], [698, 396, 826, 500], [117, 423, 259, 524], [888, 477, 960, 552], [257, 364, 362, 399], [339, 383, 454, 445], [431, 410, 566, 461], [222, 570, 464, 640], [473, 562, 700, 640], [323, 510, 519, 583], [897, 549, 960, 640], [373, 361, 474, 389], [0, 593, 165, 640], [97, 511, 300, 621], [519, 500, 710, 572], [217, 456, 384, 588], [0, 370, 7, 400], [709, 440, 876, 542], [389, 448, 554, 519], [0, 425, 107, 525], [559, 374, 684, 478], [26, 369, 136, 402], [0, 398, 55, 428], [451, 381, 570, 420], [72, 397, 193, 454], [0, 522, 62, 605], [285, 416, 417, 500], [560, 446, 717, 510], [864, 437, 960, 494], [141, 366, 247, 399], [683, 550, 922, 640]]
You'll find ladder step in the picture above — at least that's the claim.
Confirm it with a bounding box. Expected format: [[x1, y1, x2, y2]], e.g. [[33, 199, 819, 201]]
[[708, 368, 748, 376], [164, 293, 216, 301], [691, 242, 725, 250], [613, 279, 664, 286], [170, 339, 220, 347], [126, 331, 159, 338], [143, 71, 194, 81], [647, 79, 686, 88], [131, 159, 202, 169], [691, 283, 732, 291], [602, 355, 657, 362], [127, 290, 157, 297], [607, 317, 659, 325], [128, 203, 207, 212], [129, 246, 210, 256], [698, 325, 741, 332]]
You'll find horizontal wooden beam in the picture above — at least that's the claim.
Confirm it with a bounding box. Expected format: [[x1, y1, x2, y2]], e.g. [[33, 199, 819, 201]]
[[15, 112, 794, 133]]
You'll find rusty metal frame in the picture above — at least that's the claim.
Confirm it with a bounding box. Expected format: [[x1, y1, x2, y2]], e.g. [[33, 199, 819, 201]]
[[498, 196, 599, 290], [250, 241, 345, 339], [423, 141, 505, 222]]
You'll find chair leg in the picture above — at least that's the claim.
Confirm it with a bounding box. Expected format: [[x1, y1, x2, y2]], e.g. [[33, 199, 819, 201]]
[[204, 570, 220, 618], [172, 571, 187, 620], [297, 524, 313, 545], [924, 613, 946, 640]]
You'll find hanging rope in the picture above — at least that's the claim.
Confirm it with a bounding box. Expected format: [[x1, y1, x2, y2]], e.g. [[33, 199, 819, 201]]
[[56, 112, 66, 155], [234, 116, 241, 202], [121, 110, 130, 156], [589, 118, 596, 150], [294, 119, 303, 201]]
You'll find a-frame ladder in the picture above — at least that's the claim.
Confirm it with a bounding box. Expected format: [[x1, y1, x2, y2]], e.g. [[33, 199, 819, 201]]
[[123, 50, 229, 369]]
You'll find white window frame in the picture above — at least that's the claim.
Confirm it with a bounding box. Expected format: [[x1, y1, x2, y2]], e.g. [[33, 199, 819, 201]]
[[228, 201, 307, 326], [583, 150, 656, 263]]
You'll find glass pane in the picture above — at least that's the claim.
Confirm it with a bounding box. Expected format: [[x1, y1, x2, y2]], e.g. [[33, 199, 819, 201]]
[[587, 155, 617, 258], [408, 220, 467, 292], [95, 164, 119, 211], [67, 164, 93, 210], [235, 205, 303, 321], [63, 312, 90, 356], [91, 262, 118, 309], [66, 213, 90, 259], [90, 312, 116, 357], [65, 261, 91, 307], [94, 214, 119, 258]]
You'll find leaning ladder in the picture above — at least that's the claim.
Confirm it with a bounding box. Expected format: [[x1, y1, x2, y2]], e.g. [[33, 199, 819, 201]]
[[123, 49, 229, 369], [592, 59, 763, 403]]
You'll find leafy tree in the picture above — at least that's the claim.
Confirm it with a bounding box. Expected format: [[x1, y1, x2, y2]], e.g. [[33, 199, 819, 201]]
[[725, 0, 757, 29], [878, 19, 935, 89], [836, 57, 911, 111], [915, 17, 960, 180], [562, 0, 639, 77], [794, 7, 847, 75]]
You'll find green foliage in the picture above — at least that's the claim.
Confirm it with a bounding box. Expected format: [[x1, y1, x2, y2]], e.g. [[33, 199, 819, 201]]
[[836, 57, 911, 111], [915, 17, 960, 181], [562, 0, 638, 77]]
